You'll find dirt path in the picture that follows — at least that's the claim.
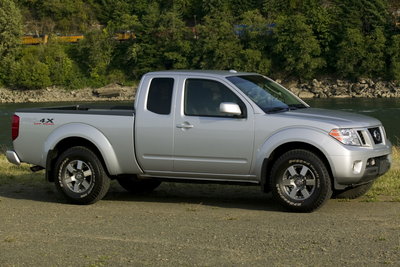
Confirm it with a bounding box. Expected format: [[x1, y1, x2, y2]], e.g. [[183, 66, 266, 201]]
[[0, 182, 399, 266]]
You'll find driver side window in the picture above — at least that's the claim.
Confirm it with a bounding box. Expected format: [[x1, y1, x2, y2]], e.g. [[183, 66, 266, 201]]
[[184, 79, 246, 117]]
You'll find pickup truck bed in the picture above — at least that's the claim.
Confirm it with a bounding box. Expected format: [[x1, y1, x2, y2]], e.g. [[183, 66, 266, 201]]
[[10, 104, 141, 178], [17, 104, 134, 115]]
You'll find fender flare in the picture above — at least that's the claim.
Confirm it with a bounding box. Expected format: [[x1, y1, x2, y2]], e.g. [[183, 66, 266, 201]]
[[43, 123, 122, 175], [254, 127, 335, 181]]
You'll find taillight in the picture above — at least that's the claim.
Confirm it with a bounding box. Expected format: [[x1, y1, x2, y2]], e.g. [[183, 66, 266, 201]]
[[11, 115, 20, 141]]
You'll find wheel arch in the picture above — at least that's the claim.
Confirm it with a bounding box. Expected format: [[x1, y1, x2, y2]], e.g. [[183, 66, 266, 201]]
[[46, 137, 109, 182], [43, 123, 122, 181], [261, 141, 334, 193]]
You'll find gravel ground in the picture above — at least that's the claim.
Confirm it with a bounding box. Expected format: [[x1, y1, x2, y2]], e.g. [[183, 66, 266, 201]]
[[0, 181, 399, 267]]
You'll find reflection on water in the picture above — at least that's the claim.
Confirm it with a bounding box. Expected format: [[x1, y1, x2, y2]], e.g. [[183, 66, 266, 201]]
[[1, 98, 399, 149]]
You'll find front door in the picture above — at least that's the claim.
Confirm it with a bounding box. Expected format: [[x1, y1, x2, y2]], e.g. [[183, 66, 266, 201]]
[[173, 78, 255, 178]]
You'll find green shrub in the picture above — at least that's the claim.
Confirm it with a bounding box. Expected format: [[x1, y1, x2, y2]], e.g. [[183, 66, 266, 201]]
[[10, 53, 51, 90], [107, 69, 127, 84], [43, 42, 75, 87], [76, 30, 115, 87], [388, 35, 400, 81], [236, 49, 271, 74]]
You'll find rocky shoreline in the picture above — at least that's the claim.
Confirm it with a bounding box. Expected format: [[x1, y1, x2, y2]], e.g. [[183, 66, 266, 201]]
[[0, 84, 135, 103], [281, 78, 400, 99], [1, 78, 400, 103]]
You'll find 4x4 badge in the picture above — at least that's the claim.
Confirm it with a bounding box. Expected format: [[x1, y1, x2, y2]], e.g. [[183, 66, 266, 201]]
[[34, 118, 55, 126]]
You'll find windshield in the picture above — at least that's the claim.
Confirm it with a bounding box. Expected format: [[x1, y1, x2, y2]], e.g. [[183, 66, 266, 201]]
[[227, 75, 308, 113]]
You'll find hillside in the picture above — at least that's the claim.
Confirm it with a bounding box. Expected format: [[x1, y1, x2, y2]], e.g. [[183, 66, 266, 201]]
[[0, 0, 399, 90]]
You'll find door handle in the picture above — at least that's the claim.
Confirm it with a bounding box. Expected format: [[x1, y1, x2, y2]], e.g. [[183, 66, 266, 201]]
[[176, 122, 194, 129]]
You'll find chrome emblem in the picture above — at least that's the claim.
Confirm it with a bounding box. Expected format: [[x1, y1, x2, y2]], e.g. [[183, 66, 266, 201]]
[[373, 129, 382, 142]]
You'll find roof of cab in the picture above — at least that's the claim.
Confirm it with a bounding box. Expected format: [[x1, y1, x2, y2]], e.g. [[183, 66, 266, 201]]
[[145, 70, 258, 78]]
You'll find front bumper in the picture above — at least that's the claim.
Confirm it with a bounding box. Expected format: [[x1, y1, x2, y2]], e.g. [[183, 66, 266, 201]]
[[354, 155, 391, 185], [330, 143, 392, 188], [6, 150, 21, 165]]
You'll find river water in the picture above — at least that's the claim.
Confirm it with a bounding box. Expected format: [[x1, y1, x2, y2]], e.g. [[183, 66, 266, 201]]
[[1, 98, 399, 149]]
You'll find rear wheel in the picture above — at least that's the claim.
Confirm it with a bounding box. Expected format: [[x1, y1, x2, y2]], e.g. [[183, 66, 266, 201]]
[[332, 182, 374, 199], [54, 146, 110, 204], [270, 149, 332, 212], [117, 175, 161, 194]]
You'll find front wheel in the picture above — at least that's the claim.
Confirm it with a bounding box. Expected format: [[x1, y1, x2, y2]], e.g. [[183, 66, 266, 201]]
[[54, 146, 110, 204], [270, 149, 332, 212]]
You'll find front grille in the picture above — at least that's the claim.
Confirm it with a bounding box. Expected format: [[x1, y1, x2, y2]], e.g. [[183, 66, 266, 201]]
[[368, 127, 383, 144], [357, 130, 366, 145]]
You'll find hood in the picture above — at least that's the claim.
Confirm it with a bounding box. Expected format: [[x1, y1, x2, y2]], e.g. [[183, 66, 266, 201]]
[[271, 108, 382, 130]]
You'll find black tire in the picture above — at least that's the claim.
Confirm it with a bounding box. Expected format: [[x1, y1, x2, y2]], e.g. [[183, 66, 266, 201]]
[[332, 182, 374, 199], [117, 175, 161, 194], [270, 149, 332, 212], [54, 146, 110, 204]]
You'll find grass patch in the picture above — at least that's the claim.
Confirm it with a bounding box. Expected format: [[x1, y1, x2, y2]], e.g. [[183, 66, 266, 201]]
[[0, 154, 44, 185], [366, 146, 400, 201]]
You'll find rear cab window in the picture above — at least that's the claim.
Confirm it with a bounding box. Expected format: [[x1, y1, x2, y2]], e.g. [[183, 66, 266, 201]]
[[147, 78, 174, 115]]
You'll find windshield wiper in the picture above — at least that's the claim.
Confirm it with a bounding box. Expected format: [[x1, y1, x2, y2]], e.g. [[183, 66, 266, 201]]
[[287, 104, 307, 110], [265, 107, 290, 114]]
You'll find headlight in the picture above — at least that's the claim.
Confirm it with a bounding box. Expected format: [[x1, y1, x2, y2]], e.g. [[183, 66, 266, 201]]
[[329, 128, 361, 146]]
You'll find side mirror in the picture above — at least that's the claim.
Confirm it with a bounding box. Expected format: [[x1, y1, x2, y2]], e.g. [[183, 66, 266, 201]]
[[219, 102, 242, 116]]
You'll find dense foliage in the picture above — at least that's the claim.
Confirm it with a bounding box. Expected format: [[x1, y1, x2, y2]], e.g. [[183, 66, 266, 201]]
[[1, 0, 400, 89]]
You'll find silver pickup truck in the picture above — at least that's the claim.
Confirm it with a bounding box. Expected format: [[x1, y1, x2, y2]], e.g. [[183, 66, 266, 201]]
[[6, 70, 392, 212]]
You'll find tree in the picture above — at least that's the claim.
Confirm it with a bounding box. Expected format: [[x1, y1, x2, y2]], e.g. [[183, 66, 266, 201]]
[[21, 0, 93, 33], [127, 2, 163, 77], [388, 34, 400, 80], [272, 14, 325, 79], [336, 27, 386, 78], [263, 0, 305, 17], [193, 12, 242, 70], [302, 1, 335, 56], [76, 30, 115, 86], [335, 28, 365, 78], [0, 0, 23, 85], [239, 10, 271, 51], [237, 10, 273, 73], [0, 0, 22, 58], [157, 9, 192, 69], [333, 0, 390, 78], [201, 0, 229, 16], [335, 0, 389, 35], [126, 2, 192, 77], [362, 27, 386, 77]]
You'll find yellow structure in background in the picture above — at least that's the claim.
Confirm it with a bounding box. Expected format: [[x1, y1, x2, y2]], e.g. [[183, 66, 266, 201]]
[[21, 32, 135, 45], [54, 35, 84, 43], [21, 35, 48, 45], [114, 32, 136, 41]]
